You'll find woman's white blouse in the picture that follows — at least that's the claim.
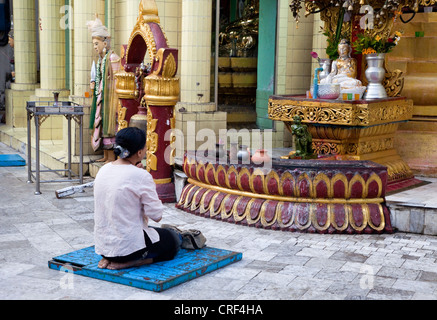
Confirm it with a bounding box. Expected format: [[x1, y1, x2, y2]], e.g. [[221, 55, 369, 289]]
[[93, 162, 165, 257]]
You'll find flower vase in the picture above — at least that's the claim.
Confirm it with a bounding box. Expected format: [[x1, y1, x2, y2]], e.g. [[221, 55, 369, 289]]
[[363, 53, 387, 99]]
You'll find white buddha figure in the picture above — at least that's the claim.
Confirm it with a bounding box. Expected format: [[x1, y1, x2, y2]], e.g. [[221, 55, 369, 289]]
[[321, 39, 364, 91]]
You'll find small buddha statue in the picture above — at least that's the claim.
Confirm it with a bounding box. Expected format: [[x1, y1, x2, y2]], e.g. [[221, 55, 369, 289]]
[[321, 39, 364, 91]]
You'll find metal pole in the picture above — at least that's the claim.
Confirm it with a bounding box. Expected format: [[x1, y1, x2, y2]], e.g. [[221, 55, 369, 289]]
[[34, 114, 41, 195], [67, 115, 72, 180], [27, 107, 32, 184], [79, 115, 83, 184]]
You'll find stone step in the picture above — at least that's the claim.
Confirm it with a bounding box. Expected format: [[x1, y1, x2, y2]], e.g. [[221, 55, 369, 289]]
[[387, 200, 437, 236], [376, 170, 437, 236], [0, 125, 99, 177]]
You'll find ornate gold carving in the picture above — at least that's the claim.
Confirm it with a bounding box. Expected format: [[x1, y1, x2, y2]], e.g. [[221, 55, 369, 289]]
[[143, 75, 180, 106], [115, 71, 138, 99], [152, 49, 177, 78], [185, 155, 385, 200], [383, 59, 404, 97], [154, 178, 172, 185], [358, 100, 413, 126], [358, 137, 395, 155], [162, 53, 177, 78], [312, 141, 343, 155], [182, 181, 386, 232], [304, 1, 318, 17], [168, 114, 176, 166], [187, 178, 384, 204], [139, 0, 160, 24], [330, 204, 349, 232], [127, 21, 157, 65], [146, 106, 158, 172], [383, 158, 414, 182], [180, 153, 391, 232], [117, 105, 128, 132], [313, 137, 395, 156], [419, 0, 437, 5], [269, 98, 413, 127], [306, 120, 398, 143], [269, 100, 355, 125], [269, 96, 413, 183]]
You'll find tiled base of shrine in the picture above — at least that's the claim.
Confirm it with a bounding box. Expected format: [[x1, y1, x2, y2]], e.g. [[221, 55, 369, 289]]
[[176, 151, 394, 234]]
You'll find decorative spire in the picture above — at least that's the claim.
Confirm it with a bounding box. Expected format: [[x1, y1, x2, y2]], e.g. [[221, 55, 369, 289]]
[[139, 0, 160, 24]]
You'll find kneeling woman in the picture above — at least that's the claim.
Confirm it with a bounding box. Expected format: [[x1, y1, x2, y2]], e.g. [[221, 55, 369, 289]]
[[93, 127, 181, 270]]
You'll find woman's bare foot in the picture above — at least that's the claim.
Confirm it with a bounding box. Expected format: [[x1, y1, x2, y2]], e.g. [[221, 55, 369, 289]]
[[98, 258, 110, 269], [107, 258, 153, 270]]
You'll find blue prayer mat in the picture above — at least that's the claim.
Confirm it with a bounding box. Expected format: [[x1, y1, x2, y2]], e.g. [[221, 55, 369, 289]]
[[48, 246, 242, 292], [0, 154, 25, 167]]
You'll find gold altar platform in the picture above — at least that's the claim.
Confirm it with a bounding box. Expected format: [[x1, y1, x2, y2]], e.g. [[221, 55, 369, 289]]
[[268, 95, 414, 184]]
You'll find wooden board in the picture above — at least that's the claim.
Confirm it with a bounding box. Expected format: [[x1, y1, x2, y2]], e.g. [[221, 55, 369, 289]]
[[0, 154, 26, 167], [48, 246, 242, 292]]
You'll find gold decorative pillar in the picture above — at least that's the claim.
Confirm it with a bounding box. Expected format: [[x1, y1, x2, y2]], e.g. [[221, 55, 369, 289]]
[[143, 60, 180, 191]]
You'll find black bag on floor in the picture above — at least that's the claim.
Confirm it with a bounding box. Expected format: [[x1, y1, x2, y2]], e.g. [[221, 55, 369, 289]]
[[161, 224, 206, 250]]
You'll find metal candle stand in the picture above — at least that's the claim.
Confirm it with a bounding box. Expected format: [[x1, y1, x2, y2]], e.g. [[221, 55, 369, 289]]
[[26, 97, 84, 195]]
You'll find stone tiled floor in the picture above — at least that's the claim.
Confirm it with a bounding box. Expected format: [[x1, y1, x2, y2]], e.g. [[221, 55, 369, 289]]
[[1, 142, 437, 300]]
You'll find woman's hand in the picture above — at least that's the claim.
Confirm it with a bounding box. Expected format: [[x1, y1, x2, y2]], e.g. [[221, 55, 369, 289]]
[[90, 81, 95, 90], [136, 161, 144, 169]]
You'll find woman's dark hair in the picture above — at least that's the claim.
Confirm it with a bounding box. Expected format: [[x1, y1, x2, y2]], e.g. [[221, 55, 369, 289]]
[[113, 127, 146, 159]]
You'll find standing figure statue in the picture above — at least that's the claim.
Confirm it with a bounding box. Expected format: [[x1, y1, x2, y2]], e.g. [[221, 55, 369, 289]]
[[291, 115, 314, 158], [321, 39, 365, 92], [87, 16, 121, 163]]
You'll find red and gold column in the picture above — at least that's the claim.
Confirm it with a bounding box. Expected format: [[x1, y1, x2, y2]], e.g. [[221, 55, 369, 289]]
[[144, 53, 179, 202], [120, 0, 180, 202]]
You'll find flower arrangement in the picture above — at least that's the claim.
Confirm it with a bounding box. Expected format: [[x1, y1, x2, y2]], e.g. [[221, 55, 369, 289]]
[[323, 30, 341, 60], [352, 31, 402, 55]]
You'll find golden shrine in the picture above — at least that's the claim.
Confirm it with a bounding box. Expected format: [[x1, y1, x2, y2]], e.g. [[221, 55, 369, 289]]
[[173, 0, 437, 234], [270, 0, 437, 186], [269, 95, 413, 184], [115, 0, 180, 202]]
